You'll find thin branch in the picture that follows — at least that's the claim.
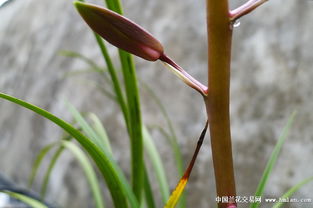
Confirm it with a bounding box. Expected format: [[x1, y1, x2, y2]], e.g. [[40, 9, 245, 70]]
[[159, 53, 208, 96], [229, 0, 268, 21]]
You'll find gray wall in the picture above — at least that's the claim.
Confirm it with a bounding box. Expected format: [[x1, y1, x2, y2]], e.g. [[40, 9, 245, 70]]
[[1, 0, 313, 207]]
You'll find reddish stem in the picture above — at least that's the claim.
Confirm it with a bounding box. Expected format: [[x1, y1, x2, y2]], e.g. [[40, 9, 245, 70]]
[[229, 0, 268, 21], [159, 53, 208, 96]]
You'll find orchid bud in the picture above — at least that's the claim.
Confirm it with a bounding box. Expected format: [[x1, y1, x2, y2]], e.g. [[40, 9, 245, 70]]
[[74, 1, 164, 61]]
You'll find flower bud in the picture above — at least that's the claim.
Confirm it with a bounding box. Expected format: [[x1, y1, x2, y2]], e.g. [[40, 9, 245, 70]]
[[74, 1, 164, 61]]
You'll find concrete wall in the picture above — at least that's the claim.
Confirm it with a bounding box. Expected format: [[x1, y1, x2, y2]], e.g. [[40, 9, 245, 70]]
[[1, 0, 313, 207]]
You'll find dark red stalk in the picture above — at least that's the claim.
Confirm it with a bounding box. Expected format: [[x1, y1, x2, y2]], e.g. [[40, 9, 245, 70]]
[[183, 120, 209, 179]]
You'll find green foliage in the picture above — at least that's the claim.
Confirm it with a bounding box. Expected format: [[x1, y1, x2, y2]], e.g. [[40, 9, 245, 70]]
[[0, 93, 138, 208], [250, 111, 297, 208], [89, 113, 112, 154], [61, 140, 105, 208], [143, 126, 170, 203], [40, 142, 65, 198], [272, 176, 313, 208], [66, 101, 108, 153], [59, 50, 105, 73], [143, 167, 157, 208], [28, 142, 58, 188], [0, 191, 48, 208]]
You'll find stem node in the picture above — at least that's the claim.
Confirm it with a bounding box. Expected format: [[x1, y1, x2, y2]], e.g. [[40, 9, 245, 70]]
[[229, 0, 268, 22]]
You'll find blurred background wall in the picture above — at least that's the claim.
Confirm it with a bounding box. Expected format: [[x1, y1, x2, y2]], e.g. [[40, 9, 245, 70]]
[[1, 0, 313, 207]]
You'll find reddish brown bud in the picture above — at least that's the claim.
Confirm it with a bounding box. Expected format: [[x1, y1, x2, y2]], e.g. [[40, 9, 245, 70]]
[[74, 1, 164, 61]]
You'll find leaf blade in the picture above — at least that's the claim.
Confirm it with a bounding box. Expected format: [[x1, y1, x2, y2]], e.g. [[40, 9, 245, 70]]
[[0, 92, 138, 208], [61, 140, 105, 208], [28, 142, 58, 188], [0, 191, 48, 208], [272, 176, 313, 208], [250, 111, 297, 208], [143, 126, 170, 203]]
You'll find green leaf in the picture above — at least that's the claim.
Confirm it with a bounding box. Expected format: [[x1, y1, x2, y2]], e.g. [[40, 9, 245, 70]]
[[0, 191, 48, 208], [62, 68, 104, 77], [66, 101, 107, 153], [38, 133, 73, 198], [40, 142, 66, 198], [250, 111, 297, 208], [141, 81, 183, 175], [272, 176, 313, 208], [59, 50, 111, 83], [28, 142, 58, 188], [93, 33, 129, 131], [89, 113, 113, 154], [143, 167, 157, 208], [118, 49, 144, 203], [154, 127, 186, 208], [59, 50, 104, 72], [61, 140, 105, 208], [143, 126, 170, 203], [142, 81, 185, 208], [0, 92, 139, 208]]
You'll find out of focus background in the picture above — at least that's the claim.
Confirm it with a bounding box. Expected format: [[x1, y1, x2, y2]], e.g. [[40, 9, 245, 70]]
[[1, 0, 313, 207]]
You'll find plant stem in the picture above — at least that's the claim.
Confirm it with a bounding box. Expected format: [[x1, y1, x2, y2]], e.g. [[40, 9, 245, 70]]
[[229, 0, 268, 21], [205, 0, 236, 207]]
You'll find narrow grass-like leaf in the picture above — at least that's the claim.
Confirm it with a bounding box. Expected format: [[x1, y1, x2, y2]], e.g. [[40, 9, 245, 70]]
[[0, 191, 48, 208], [142, 81, 185, 207], [143, 166, 157, 208], [89, 113, 112, 154], [62, 68, 104, 77], [143, 126, 170, 203], [40, 134, 72, 198], [59, 50, 104, 72], [61, 140, 105, 208], [0, 92, 139, 208], [66, 101, 107, 153], [118, 49, 144, 202], [250, 111, 297, 208], [151, 126, 186, 208], [76, 80, 116, 102], [141, 82, 183, 175], [28, 142, 58, 188], [165, 120, 208, 208], [93, 33, 130, 131], [59, 50, 111, 83], [41, 143, 66, 198], [272, 176, 313, 208]]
